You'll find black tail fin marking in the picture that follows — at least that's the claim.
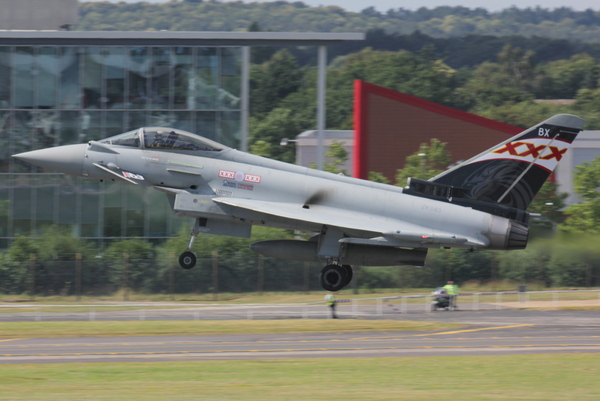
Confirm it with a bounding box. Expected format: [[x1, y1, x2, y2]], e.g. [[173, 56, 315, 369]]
[[424, 114, 585, 211]]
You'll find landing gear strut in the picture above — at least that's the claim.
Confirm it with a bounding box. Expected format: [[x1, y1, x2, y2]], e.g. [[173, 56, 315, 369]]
[[179, 223, 198, 269], [319, 264, 353, 292]]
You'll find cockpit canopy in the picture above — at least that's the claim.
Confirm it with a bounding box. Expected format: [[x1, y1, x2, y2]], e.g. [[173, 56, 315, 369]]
[[100, 128, 227, 152]]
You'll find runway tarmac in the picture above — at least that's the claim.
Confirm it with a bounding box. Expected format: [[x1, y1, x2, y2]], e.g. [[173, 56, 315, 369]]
[[1, 308, 599, 364]]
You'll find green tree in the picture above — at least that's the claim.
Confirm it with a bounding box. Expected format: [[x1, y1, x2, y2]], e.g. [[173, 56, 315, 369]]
[[4, 228, 98, 296], [36, 226, 92, 261], [546, 236, 600, 287], [574, 87, 600, 110], [527, 181, 569, 232], [457, 45, 537, 111], [495, 241, 553, 285], [395, 138, 451, 186], [559, 157, 600, 234], [76, 2, 600, 43], [537, 54, 599, 99], [248, 107, 306, 163], [368, 171, 390, 184], [249, 140, 273, 158], [103, 238, 157, 293], [8, 227, 92, 262], [323, 140, 348, 174], [9, 236, 39, 262], [104, 238, 155, 261], [336, 47, 457, 107], [250, 49, 303, 116], [477, 100, 563, 128]]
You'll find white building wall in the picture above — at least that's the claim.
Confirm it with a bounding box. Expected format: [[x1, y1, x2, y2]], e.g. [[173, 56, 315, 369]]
[[295, 130, 354, 173], [556, 130, 600, 205]]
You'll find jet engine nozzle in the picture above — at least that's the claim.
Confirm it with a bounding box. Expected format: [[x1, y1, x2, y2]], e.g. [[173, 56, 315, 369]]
[[487, 216, 529, 250], [12, 144, 87, 177]]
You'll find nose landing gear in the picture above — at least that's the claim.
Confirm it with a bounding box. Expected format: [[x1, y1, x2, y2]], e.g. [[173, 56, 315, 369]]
[[179, 225, 198, 269], [179, 251, 196, 269]]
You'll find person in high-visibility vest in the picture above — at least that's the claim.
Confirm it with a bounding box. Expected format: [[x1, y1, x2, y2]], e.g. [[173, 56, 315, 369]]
[[443, 281, 459, 310], [324, 291, 337, 318]]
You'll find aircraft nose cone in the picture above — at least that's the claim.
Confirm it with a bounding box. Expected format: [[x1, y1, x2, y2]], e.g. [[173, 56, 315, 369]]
[[12, 144, 87, 177]]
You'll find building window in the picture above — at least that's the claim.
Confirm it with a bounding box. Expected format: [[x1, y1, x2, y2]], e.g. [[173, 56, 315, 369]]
[[0, 44, 242, 241]]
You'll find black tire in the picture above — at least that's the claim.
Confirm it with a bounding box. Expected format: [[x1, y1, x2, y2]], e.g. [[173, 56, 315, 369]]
[[319, 264, 346, 292], [179, 251, 196, 269], [341, 265, 353, 287]]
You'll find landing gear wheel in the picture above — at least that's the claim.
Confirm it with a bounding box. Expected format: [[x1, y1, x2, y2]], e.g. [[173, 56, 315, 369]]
[[319, 264, 347, 292], [179, 251, 197, 269], [341, 265, 353, 287]]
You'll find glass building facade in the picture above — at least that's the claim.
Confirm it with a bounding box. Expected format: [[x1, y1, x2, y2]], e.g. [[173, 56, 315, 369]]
[[0, 45, 242, 246]]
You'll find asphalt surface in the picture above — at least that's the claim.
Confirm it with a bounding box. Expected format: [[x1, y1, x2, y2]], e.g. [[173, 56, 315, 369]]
[[1, 306, 599, 364]]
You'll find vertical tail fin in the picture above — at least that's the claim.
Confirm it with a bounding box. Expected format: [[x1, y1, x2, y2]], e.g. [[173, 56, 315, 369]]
[[429, 114, 585, 210]]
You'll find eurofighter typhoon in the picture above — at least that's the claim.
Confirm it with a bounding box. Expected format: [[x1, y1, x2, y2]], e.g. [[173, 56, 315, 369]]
[[13, 114, 585, 291]]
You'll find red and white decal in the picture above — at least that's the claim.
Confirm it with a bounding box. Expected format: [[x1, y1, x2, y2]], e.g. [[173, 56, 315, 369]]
[[123, 171, 145, 180], [219, 169, 261, 183], [244, 173, 261, 183], [218, 169, 235, 179], [470, 138, 572, 172], [492, 141, 567, 161]]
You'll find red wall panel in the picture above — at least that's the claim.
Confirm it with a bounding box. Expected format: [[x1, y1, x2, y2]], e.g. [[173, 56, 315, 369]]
[[354, 80, 523, 183]]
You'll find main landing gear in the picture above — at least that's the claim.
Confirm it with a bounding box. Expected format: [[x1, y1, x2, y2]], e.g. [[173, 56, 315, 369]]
[[178, 221, 354, 292], [319, 264, 353, 292]]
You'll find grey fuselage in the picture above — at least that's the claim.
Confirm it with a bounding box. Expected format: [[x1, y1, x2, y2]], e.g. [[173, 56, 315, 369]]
[[82, 142, 504, 251]]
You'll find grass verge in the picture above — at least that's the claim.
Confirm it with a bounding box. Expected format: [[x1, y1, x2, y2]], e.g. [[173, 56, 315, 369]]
[[0, 355, 599, 400]]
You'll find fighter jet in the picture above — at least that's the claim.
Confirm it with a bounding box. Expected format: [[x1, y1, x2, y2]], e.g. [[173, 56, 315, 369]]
[[12, 114, 585, 291]]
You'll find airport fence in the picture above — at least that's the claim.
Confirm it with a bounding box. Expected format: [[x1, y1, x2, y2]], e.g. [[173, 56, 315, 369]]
[[1, 289, 599, 322], [0, 255, 325, 298], [0, 254, 445, 298], [2, 252, 599, 301], [352, 288, 600, 315]]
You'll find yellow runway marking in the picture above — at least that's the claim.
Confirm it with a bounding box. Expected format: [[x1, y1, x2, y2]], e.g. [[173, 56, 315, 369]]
[[0, 338, 24, 343], [414, 324, 534, 336]]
